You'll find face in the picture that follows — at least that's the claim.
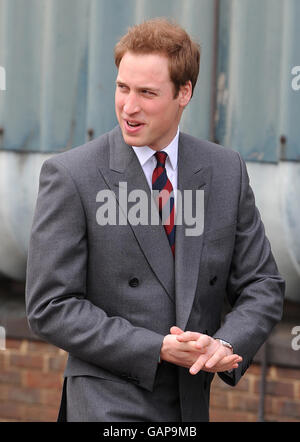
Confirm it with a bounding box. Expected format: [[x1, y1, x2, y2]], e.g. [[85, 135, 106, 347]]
[[115, 51, 191, 151]]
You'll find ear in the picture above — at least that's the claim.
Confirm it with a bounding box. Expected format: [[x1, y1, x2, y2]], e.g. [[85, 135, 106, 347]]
[[178, 81, 192, 107]]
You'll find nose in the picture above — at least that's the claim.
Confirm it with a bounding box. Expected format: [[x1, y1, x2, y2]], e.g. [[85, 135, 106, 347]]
[[123, 92, 141, 115]]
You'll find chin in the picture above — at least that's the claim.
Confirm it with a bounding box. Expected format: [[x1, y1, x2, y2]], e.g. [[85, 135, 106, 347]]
[[122, 133, 145, 147]]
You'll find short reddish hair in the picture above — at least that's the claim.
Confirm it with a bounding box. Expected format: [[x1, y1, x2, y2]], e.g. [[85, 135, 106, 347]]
[[114, 18, 201, 98]]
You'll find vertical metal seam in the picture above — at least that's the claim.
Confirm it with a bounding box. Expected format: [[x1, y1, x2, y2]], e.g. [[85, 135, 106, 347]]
[[209, 0, 220, 142]]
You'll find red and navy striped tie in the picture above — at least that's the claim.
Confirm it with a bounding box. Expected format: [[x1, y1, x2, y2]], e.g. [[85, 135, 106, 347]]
[[152, 151, 175, 257]]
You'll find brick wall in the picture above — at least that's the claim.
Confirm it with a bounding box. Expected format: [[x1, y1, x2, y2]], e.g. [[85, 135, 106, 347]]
[[0, 338, 299, 422], [210, 365, 300, 421], [0, 339, 67, 422]]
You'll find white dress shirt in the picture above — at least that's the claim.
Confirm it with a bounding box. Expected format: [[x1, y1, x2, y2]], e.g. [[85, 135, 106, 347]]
[[132, 127, 179, 206]]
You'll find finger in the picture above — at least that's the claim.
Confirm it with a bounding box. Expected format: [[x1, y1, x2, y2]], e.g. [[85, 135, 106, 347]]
[[204, 346, 229, 369], [208, 356, 242, 372], [217, 356, 242, 371], [221, 354, 243, 366], [205, 353, 237, 369], [206, 352, 242, 370], [176, 331, 202, 342], [189, 354, 207, 375], [194, 334, 211, 349], [170, 326, 184, 335], [205, 362, 239, 373]]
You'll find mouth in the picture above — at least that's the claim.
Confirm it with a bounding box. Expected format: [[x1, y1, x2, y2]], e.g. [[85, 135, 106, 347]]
[[124, 120, 145, 134]]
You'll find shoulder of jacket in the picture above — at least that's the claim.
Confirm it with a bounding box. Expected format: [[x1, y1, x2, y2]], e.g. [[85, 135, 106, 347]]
[[179, 131, 241, 162], [41, 129, 116, 175]]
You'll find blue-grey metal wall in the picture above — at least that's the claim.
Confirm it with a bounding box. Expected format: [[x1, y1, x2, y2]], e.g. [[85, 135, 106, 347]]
[[1, 0, 300, 160], [216, 0, 300, 162], [0, 0, 216, 152]]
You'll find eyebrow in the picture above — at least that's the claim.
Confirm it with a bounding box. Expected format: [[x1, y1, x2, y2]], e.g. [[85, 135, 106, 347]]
[[116, 80, 160, 93]]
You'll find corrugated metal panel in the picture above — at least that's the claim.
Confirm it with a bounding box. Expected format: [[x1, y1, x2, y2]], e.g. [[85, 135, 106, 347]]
[[215, 0, 284, 162], [0, 0, 46, 151], [0, 0, 215, 153], [1, 0, 300, 159], [215, 0, 300, 163], [247, 161, 300, 302], [279, 0, 300, 161], [0, 0, 90, 153]]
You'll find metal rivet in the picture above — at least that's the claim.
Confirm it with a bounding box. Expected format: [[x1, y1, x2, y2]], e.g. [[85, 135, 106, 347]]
[[280, 135, 287, 145], [87, 128, 94, 141], [280, 135, 287, 161]]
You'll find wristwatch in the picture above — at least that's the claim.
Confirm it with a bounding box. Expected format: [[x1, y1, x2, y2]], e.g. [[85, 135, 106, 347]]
[[216, 339, 233, 350]]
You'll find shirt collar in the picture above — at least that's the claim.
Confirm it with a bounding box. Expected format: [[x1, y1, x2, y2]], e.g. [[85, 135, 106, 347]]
[[132, 127, 179, 171]]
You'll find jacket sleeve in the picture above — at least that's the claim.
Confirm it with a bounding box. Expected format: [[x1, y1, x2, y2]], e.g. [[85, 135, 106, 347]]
[[213, 152, 285, 386], [25, 158, 164, 392]]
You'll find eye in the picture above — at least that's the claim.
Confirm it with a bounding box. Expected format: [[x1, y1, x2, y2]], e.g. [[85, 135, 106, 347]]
[[117, 83, 128, 92], [142, 90, 156, 96]]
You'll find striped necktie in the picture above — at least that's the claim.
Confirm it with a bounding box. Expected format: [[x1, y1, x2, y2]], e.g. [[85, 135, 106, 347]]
[[152, 151, 175, 257]]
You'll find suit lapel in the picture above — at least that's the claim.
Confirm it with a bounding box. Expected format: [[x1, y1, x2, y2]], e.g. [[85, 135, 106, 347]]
[[175, 133, 212, 330], [98, 126, 175, 303]]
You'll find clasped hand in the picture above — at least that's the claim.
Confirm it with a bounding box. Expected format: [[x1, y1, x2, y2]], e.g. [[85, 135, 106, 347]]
[[160, 326, 242, 375]]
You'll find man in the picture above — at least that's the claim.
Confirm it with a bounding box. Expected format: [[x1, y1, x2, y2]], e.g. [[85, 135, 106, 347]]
[[26, 19, 285, 422]]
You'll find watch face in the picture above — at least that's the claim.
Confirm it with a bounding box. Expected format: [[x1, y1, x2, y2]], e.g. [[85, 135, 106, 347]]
[[218, 339, 232, 349]]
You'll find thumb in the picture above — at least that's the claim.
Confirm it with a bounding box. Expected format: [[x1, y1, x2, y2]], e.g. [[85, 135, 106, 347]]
[[170, 326, 184, 335]]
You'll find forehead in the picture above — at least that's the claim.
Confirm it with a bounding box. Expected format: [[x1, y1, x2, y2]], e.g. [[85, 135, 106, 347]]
[[117, 51, 171, 85]]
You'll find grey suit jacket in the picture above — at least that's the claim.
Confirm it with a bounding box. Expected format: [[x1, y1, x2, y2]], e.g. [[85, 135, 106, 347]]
[[25, 125, 284, 421]]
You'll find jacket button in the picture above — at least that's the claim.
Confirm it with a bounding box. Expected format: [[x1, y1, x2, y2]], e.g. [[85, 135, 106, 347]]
[[129, 278, 139, 287], [209, 276, 218, 286]]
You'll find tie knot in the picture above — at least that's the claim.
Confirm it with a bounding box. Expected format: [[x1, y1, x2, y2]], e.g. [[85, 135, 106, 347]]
[[155, 151, 168, 168]]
